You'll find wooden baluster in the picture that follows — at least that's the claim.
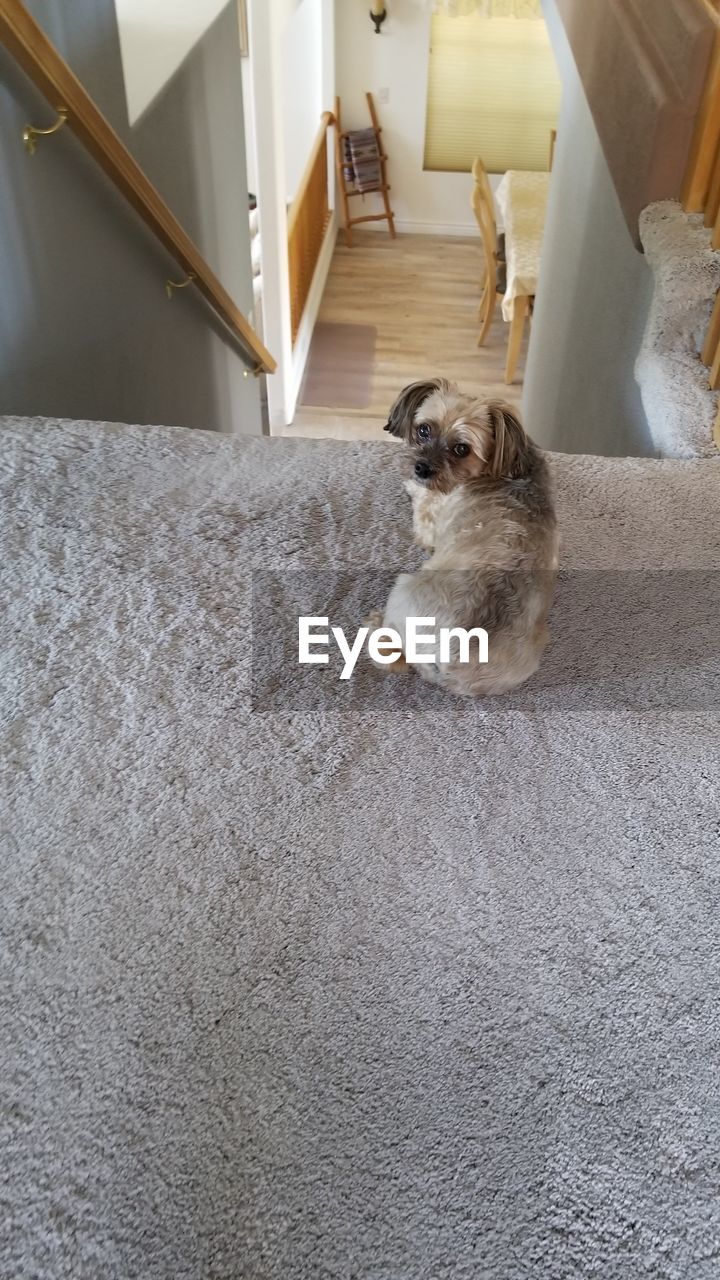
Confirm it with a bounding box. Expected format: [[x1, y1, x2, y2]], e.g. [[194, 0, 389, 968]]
[[682, 29, 720, 213]]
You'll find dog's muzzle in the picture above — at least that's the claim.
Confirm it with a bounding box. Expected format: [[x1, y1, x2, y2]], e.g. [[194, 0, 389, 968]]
[[414, 461, 434, 480]]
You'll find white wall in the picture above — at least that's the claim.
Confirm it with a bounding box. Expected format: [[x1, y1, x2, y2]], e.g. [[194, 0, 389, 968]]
[[114, 0, 229, 124], [281, 0, 323, 201], [241, 57, 257, 195], [248, 0, 336, 428], [522, 0, 653, 456], [245, 0, 323, 202], [334, 0, 476, 235]]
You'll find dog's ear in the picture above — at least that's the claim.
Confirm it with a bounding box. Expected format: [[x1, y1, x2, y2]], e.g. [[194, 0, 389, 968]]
[[488, 403, 534, 480], [383, 379, 445, 439]]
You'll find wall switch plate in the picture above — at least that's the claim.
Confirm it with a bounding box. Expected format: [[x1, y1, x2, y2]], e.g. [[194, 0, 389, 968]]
[[377, 86, 390, 105]]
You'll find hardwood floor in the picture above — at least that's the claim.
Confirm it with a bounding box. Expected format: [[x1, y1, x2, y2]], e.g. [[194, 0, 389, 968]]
[[281, 231, 527, 442]]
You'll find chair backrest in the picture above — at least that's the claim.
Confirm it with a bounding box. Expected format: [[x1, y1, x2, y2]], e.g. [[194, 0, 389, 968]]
[[471, 156, 495, 218], [471, 162, 499, 293]]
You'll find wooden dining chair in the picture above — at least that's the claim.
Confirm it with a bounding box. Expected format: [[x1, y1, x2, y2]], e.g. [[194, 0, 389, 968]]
[[471, 158, 506, 267], [471, 163, 506, 347]]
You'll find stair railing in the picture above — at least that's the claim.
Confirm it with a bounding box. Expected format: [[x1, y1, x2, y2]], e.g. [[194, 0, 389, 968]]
[[0, 0, 275, 375]]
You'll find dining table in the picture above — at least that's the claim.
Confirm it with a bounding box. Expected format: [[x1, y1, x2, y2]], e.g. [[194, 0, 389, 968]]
[[494, 169, 550, 383]]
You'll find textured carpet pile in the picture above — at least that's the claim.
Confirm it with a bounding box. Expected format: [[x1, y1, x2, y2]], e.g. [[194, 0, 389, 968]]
[[2, 416, 720, 1279], [636, 201, 720, 458]]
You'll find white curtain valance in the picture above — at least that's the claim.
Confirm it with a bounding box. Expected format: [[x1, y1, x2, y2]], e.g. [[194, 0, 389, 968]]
[[423, 0, 544, 17]]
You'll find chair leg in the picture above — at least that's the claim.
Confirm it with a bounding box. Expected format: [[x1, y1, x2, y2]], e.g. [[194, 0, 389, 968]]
[[477, 287, 496, 347], [505, 295, 528, 383], [477, 258, 488, 317]]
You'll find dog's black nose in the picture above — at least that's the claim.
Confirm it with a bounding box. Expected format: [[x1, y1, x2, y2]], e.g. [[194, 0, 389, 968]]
[[414, 461, 434, 479]]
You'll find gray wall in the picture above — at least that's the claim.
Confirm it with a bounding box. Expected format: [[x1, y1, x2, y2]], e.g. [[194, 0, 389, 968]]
[[523, 0, 655, 458], [0, 0, 262, 435]]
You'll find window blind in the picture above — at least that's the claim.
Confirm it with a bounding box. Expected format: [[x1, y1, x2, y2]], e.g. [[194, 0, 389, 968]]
[[424, 13, 562, 173]]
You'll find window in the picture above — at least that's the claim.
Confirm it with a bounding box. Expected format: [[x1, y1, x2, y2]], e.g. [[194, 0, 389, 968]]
[[424, 12, 561, 174]]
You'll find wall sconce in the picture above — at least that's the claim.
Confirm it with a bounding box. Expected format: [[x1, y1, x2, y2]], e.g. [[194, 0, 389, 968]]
[[370, 1, 387, 34]]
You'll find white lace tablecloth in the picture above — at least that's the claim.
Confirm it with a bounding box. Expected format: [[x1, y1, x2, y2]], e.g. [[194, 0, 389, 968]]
[[495, 170, 550, 321]]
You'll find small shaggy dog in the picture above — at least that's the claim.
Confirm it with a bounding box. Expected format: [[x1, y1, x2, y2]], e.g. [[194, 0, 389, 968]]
[[370, 378, 558, 697]]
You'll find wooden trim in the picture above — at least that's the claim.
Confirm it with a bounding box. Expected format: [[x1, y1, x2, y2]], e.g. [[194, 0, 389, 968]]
[[0, 0, 275, 373], [712, 198, 720, 248], [287, 111, 334, 241], [682, 27, 720, 212], [287, 112, 333, 343], [704, 137, 720, 224], [709, 329, 720, 388]]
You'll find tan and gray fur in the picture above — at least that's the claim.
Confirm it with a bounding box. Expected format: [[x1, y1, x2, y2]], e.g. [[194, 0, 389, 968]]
[[374, 378, 558, 697]]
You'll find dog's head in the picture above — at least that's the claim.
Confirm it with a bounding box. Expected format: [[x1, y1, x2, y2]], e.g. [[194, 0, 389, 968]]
[[384, 380, 535, 493]]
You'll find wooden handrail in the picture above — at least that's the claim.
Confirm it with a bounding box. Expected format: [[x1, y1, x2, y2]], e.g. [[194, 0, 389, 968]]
[[0, 0, 276, 374], [287, 111, 334, 240]]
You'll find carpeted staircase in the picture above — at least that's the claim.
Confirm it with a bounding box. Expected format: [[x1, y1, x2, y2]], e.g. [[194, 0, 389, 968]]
[[2, 415, 720, 1279]]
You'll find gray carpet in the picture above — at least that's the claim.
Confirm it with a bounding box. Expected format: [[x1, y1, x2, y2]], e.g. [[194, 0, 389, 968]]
[[2, 414, 720, 1280]]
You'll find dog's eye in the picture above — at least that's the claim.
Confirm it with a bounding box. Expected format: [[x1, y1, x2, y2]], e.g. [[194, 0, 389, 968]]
[[452, 442, 470, 458], [416, 424, 431, 442]]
